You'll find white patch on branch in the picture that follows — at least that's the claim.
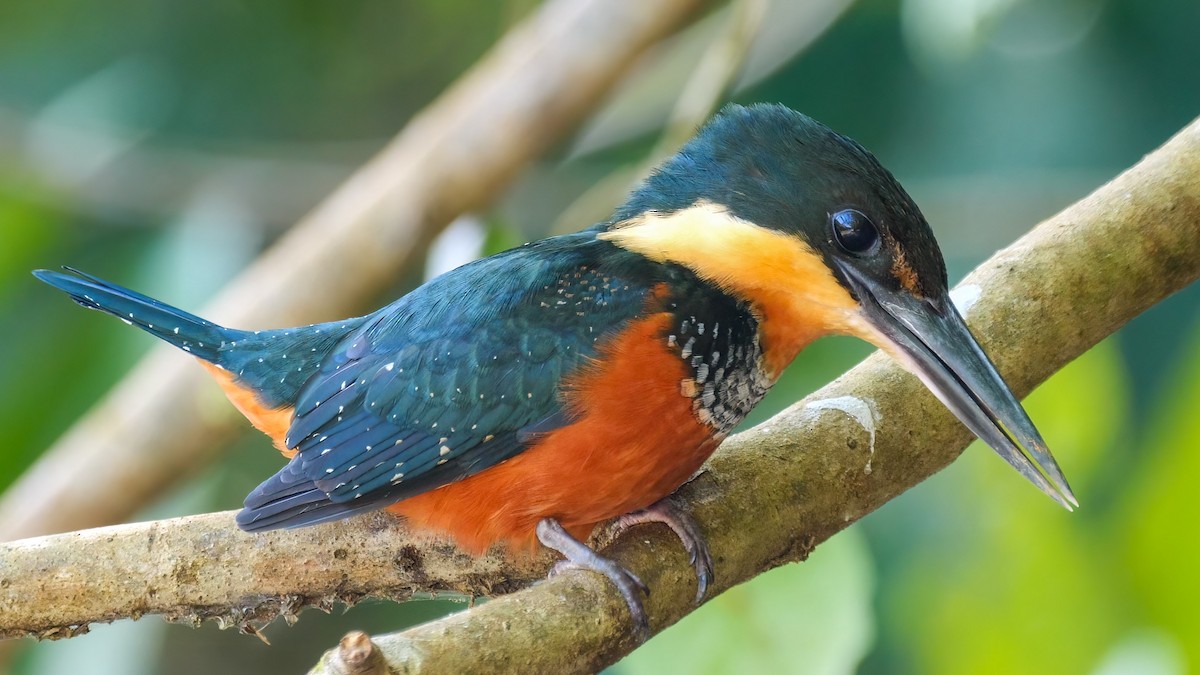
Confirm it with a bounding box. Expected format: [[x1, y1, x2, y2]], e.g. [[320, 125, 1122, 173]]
[[950, 283, 982, 315], [807, 395, 879, 474]]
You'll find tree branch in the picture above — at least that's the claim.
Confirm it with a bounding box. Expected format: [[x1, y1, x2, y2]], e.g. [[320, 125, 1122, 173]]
[[0, 0, 710, 542], [1, 118, 1196, 667], [0, 509, 552, 640]]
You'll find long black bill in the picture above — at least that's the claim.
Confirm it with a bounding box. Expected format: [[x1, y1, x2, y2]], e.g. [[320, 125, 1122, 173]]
[[836, 263, 1077, 509]]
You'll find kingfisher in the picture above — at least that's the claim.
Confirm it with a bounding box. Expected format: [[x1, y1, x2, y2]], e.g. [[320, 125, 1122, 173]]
[[35, 103, 1074, 634]]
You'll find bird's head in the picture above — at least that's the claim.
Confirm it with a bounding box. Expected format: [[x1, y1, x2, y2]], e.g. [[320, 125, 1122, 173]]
[[600, 103, 1075, 509]]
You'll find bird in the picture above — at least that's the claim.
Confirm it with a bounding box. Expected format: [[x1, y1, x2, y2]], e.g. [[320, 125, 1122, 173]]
[[35, 103, 1075, 636]]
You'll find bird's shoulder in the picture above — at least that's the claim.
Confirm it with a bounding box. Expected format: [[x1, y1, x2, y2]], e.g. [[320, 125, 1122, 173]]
[[373, 228, 653, 339]]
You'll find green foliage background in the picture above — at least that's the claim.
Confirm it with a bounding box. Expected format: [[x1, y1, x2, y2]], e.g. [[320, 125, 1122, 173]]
[[0, 1, 1197, 673]]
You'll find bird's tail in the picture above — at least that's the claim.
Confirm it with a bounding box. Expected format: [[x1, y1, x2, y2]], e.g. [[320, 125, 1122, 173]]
[[33, 267, 237, 363]]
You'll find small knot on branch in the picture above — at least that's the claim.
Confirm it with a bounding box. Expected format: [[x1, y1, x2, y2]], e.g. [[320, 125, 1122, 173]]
[[325, 631, 387, 675]]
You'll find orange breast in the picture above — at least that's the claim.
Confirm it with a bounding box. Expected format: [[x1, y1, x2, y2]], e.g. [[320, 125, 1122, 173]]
[[387, 313, 720, 553]]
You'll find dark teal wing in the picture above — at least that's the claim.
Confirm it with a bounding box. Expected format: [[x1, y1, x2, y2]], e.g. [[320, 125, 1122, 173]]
[[236, 233, 654, 531]]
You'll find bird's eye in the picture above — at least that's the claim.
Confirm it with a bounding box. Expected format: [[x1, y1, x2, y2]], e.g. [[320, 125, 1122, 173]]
[[830, 209, 879, 255]]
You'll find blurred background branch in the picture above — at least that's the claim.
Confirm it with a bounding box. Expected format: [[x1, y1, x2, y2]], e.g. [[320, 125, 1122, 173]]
[[0, 101, 367, 232], [549, 0, 773, 233]]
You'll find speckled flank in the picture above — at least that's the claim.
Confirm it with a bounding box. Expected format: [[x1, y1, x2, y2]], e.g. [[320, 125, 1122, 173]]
[[667, 313, 771, 434]]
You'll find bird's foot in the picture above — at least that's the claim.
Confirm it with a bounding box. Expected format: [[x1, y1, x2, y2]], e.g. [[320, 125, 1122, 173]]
[[536, 518, 650, 640], [603, 497, 713, 604]]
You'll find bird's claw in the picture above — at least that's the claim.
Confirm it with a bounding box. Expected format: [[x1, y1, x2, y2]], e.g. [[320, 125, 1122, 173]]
[[536, 500, 712, 641], [537, 518, 651, 640], [606, 498, 714, 605], [550, 560, 649, 596]]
